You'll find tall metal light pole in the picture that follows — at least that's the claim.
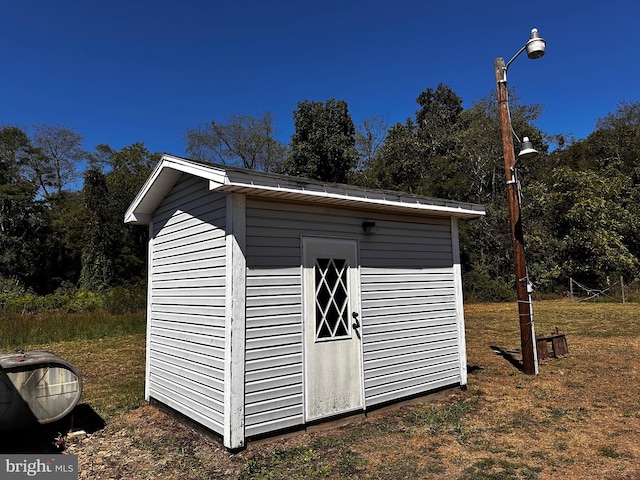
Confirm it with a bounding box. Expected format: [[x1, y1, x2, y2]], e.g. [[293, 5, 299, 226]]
[[495, 28, 546, 375]]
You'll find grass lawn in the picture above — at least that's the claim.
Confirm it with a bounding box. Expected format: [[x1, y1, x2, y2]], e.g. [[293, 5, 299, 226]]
[[2, 300, 639, 479], [236, 300, 640, 480], [0, 310, 147, 420]]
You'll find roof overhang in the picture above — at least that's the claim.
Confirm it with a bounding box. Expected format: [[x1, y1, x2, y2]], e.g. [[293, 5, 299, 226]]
[[125, 154, 486, 225]]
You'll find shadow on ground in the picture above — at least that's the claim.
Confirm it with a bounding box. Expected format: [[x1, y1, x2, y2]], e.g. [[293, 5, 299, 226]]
[[0, 404, 105, 453], [490, 345, 524, 372]]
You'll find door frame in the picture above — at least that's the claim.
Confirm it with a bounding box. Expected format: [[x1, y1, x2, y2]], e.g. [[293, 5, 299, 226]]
[[301, 235, 364, 422]]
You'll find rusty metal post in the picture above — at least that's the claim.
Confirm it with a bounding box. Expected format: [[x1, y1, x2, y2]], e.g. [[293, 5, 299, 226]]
[[495, 57, 538, 375]]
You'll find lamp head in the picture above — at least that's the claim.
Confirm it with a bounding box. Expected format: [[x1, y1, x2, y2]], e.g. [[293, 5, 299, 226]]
[[526, 28, 546, 60], [362, 221, 377, 234], [518, 137, 539, 160]]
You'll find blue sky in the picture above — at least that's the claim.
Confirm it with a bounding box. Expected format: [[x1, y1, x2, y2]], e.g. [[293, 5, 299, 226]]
[[1, 1, 638, 156]]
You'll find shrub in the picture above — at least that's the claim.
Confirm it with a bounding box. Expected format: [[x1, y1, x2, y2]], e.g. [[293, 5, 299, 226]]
[[0, 277, 28, 311], [103, 283, 147, 313], [67, 291, 104, 312], [463, 267, 514, 303], [0, 281, 147, 314]]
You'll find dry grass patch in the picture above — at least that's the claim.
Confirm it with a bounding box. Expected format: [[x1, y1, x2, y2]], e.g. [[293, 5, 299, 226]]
[[5, 300, 640, 479], [232, 300, 640, 479], [458, 300, 640, 480], [64, 334, 147, 419]]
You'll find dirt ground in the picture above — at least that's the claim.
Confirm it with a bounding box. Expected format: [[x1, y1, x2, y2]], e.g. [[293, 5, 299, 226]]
[[65, 404, 242, 479], [59, 401, 426, 479]]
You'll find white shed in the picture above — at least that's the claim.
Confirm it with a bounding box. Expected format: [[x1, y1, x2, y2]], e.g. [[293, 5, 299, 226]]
[[125, 154, 485, 449]]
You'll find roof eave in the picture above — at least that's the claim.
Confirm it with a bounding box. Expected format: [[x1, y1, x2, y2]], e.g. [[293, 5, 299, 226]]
[[124, 155, 227, 224], [213, 181, 485, 218], [125, 155, 486, 225]]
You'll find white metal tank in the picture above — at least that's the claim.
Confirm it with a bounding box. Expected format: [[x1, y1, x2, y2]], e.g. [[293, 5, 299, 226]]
[[0, 350, 82, 429]]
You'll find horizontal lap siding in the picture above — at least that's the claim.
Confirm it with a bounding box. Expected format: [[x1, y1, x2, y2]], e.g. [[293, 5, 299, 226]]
[[244, 267, 304, 436], [244, 200, 327, 436], [243, 199, 462, 434], [149, 175, 227, 435], [360, 216, 462, 406]]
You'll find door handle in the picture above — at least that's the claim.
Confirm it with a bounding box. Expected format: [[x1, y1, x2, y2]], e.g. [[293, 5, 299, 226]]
[[352, 312, 361, 338]]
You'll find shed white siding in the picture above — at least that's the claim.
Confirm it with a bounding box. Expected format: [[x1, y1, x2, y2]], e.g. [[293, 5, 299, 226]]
[[147, 174, 228, 435], [359, 216, 461, 406], [244, 265, 303, 437], [244, 199, 305, 436], [243, 199, 462, 434]]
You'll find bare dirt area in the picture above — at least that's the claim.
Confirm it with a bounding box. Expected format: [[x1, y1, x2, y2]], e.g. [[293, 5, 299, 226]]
[[63, 394, 473, 480], [64, 404, 242, 480]]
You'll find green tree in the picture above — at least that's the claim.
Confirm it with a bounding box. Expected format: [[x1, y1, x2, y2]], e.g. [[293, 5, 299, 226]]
[[546, 167, 638, 284], [363, 86, 553, 298], [594, 100, 640, 169], [43, 190, 88, 290], [371, 85, 467, 197], [81, 143, 159, 289], [80, 168, 114, 290], [543, 101, 640, 286], [370, 120, 425, 193], [0, 126, 47, 290], [285, 99, 358, 183], [415, 83, 464, 157], [104, 143, 158, 285], [455, 97, 504, 203], [184, 112, 286, 172], [430, 91, 549, 297], [23, 125, 87, 291]]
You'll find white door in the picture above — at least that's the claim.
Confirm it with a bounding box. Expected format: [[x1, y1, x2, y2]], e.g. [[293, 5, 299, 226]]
[[303, 237, 363, 421]]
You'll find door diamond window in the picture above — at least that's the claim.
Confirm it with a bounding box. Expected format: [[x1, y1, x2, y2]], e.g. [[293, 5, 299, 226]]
[[315, 258, 349, 340]]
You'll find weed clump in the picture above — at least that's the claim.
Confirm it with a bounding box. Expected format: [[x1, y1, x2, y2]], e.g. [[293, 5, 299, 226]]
[[407, 397, 478, 436]]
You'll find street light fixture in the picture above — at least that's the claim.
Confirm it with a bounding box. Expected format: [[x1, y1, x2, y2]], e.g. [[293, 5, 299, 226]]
[[494, 28, 546, 375], [518, 137, 538, 161]]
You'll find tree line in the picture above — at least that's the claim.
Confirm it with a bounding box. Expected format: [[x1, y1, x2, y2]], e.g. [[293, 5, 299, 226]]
[[2, 85, 639, 304], [0, 129, 157, 306]]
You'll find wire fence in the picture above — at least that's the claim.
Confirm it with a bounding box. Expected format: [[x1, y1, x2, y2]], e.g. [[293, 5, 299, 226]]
[[568, 276, 640, 303]]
